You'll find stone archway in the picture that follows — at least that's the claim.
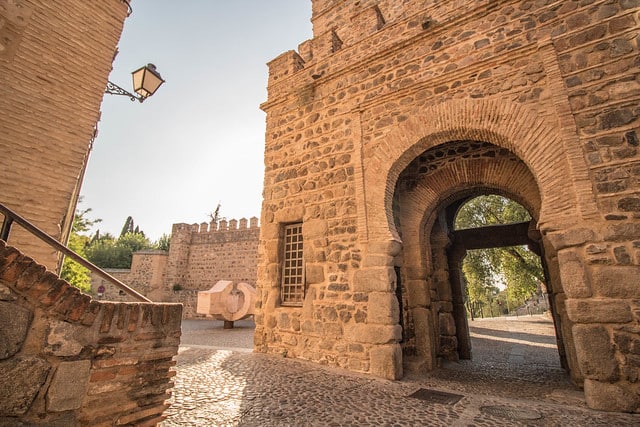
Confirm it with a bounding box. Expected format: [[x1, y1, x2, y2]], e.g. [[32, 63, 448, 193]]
[[354, 99, 595, 382], [358, 98, 597, 245], [389, 139, 579, 384]]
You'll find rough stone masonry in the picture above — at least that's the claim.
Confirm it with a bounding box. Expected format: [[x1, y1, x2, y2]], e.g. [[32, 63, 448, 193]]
[[256, 0, 640, 413]]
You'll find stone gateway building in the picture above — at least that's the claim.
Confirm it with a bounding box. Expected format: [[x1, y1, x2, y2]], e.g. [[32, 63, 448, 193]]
[[256, 0, 640, 413]]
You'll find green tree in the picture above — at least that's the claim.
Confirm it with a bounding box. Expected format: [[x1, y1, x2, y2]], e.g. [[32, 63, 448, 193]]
[[85, 236, 124, 268], [502, 246, 544, 304], [154, 233, 171, 251], [85, 217, 154, 269], [456, 194, 530, 229], [120, 216, 134, 237], [455, 195, 544, 316], [60, 205, 101, 292]]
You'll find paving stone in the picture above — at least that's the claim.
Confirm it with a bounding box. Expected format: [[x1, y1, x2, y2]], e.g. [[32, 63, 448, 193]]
[[161, 316, 640, 426]]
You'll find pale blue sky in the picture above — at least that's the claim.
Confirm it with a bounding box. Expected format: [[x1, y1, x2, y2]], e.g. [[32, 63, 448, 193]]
[[81, 1, 312, 240]]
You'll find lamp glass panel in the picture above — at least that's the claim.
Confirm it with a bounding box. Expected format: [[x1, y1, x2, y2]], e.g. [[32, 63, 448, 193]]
[[142, 73, 163, 96], [132, 68, 145, 93]]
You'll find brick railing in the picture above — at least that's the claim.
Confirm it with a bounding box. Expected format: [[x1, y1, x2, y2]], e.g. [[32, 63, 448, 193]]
[[0, 240, 182, 425]]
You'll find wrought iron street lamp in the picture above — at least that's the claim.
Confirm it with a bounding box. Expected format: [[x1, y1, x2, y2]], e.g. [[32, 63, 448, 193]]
[[105, 63, 165, 102]]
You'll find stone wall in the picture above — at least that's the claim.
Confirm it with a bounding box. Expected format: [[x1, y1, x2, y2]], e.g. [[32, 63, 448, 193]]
[[92, 251, 168, 303], [166, 218, 260, 291], [0, 0, 129, 271], [257, 0, 640, 412], [92, 218, 260, 318], [0, 240, 182, 426]]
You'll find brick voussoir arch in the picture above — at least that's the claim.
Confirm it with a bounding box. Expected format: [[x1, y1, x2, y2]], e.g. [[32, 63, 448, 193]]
[[362, 98, 588, 244], [397, 156, 541, 274]]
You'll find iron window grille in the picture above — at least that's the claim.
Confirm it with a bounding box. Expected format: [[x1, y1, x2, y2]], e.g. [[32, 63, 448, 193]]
[[281, 223, 305, 306]]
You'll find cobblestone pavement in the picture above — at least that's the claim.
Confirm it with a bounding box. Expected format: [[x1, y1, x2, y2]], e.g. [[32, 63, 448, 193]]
[[162, 316, 640, 426]]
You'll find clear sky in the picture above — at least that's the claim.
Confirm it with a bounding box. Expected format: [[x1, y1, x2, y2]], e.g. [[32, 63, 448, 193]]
[[80, 1, 312, 241]]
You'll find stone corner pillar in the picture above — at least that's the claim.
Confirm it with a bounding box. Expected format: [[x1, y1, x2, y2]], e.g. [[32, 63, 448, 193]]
[[370, 343, 403, 380], [584, 379, 640, 413]]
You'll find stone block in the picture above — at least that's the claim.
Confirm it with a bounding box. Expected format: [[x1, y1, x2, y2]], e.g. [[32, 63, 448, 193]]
[[47, 360, 91, 412], [439, 312, 456, 336], [303, 219, 328, 238], [344, 323, 402, 344], [15, 263, 47, 290], [370, 343, 402, 380], [323, 322, 343, 336], [565, 298, 632, 323], [436, 280, 453, 302], [546, 228, 596, 250], [614, 329, 640, 356], [362, 253, 395, 267], [404, 266, 429, 280], [367, 292, 399, 325], [264, 240, 280, 263], [0, 245, 20, 275], [613, 246, 631, 265], [266, 315, 277, 329], [405, 279, 429, 307], [353, 267, 395, 292], [258, 263, 280, 283], [0, 301, 32, 360], [45, 319, 93, 357], [305, 264, 325, 284], [0, 284, 15, 301], [606, 223, 640, 240], [274, 205, 304, 223], [261, 223, 280, 240], [0, 256, 34, 284], [0, 357, 50, 416], [590, 265, 640, 298], [365, 240, 402, 256], [411, 307, 436, 369], [584, 379, 640, 412], [321, 306, 337, 322], [618, 197, 640, 212], [162, 303, 183, 328], [572, 324, 618, 381], [438, 335, 458, 358], [557, 249, 592, 298]]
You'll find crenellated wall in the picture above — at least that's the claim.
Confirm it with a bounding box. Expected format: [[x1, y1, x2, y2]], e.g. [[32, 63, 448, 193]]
[[92, 218, 260, 318], [0, 240, 182, 426], [167, 217, 260, 291]]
